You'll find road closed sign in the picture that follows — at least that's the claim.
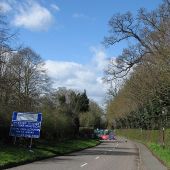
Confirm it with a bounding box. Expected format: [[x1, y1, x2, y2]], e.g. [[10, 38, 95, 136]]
[[9, 112, 42, 138]]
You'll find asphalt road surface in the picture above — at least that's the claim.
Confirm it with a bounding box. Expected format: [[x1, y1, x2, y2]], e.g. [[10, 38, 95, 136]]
[[8, 138, 167, 170], [8, 138, 139, 170]]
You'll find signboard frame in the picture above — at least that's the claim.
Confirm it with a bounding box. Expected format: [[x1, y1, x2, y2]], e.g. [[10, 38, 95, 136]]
[[9, 112, 42, 139]]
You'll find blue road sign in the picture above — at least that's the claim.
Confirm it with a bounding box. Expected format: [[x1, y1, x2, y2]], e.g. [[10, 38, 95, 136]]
[[10, 112, 42, 138]]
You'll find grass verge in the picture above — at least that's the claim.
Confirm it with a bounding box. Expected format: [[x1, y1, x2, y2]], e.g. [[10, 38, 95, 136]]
[[0, 139, 100, 169], [117, 129, 170, 169], [147, 143, 170, 169]]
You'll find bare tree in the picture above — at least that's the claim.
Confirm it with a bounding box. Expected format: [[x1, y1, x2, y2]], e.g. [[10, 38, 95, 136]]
[[103, 0, 170, 80], [9, 47, 50, 111]]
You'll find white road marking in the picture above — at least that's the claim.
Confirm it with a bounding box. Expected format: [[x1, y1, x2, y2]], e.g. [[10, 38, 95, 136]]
[[115, 143, 119, 147], [95, 156, 100, 159], [108, 149, 112, 151], [80, 163, 88, 167]]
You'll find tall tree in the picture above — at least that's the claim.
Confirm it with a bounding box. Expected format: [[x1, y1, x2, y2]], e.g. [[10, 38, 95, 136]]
[[104, 0, 170, 129], [103, 0, 170, 80], [9, 47, 50, 111]]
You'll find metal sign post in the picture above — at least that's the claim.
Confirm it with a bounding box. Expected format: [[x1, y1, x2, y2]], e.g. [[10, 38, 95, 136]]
[[13, 136, 17, 145], [29, 138, 34, 152]]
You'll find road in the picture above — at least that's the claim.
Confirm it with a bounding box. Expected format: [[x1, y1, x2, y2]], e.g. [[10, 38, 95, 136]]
[[8, 138, 139, 170], [8, 138, 167, 170]]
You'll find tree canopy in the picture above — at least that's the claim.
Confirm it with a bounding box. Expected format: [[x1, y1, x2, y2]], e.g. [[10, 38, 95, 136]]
[[104, 0, 170, 130]]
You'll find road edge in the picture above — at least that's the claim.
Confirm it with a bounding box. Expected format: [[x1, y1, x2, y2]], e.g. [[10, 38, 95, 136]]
[[0, 139, 101, 170]]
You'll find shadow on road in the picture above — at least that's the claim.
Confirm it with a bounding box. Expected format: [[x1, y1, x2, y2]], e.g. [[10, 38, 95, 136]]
[[68, 142, 138, 156], [33, 141, 138, 166], [35, 157, 74, 164], [95, 146, 137, 150], [69, 149, 138, 156]]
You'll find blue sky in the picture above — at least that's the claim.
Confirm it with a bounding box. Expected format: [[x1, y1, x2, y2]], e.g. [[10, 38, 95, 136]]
[[1, 0, 162, 106]]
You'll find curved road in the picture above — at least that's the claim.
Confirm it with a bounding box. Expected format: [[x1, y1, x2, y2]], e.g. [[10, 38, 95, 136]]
[[8, 138, 167, 170]]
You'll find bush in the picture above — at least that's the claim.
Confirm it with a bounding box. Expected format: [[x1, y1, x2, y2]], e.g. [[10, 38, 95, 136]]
[[79, 127, 94, 138]]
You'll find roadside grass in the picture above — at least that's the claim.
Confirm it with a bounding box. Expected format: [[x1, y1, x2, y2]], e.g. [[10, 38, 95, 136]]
[[148, 143, 170, 168], [117, 129, 170, 169], [0, 139, 100, 169]]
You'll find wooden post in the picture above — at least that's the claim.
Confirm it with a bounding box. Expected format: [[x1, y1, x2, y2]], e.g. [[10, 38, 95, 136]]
[[162, 127, 165, 149], [140, 128, 142, 140]]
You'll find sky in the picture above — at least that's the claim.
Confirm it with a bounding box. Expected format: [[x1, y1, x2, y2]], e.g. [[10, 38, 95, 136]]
[[1, 0, 162, 106]]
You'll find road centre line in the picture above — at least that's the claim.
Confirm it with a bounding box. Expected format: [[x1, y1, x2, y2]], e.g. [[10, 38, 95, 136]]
[[112, 142, 119, 148], [80, 163, 88, 167], [95, 156, 100, 159]]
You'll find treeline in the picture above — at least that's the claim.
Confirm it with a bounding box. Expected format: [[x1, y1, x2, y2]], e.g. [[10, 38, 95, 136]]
[[40, 88, 104, 140], [0, 14, 104, 143], [104, 0, 170, 129]]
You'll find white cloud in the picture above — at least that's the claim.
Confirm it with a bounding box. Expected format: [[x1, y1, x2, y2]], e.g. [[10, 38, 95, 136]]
[[51, 4, 60, 11], [91, 47, 109, 71], [13, 1, 53, 31], [44, 48, 109, 105], [0, 2, 11, 13]]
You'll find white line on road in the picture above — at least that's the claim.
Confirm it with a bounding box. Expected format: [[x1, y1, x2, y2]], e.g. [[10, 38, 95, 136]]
[[80, 163, 88, 167], [115, 143, 119, 147], [108, 149, 112, 151], [95, 156, 100, 159]]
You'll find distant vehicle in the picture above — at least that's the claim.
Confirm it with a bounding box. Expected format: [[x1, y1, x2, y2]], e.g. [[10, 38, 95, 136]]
[[94, 129, 115, 140], [109, 131, 115, 140], [100, 134, 109, 140]]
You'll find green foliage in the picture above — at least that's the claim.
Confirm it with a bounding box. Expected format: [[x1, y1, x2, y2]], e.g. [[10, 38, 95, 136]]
[[104, 0, 170, 129], [148, 143, 170, 168], [79, 90, 89, 112], [80, 100, 103, 128], [0, 13, 97, 143], [79, 127, 94, 138]]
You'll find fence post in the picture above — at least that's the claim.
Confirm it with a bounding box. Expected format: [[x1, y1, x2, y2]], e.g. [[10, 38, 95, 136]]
[[140, 128, 142, 140], [162, 127, 165, 149]]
